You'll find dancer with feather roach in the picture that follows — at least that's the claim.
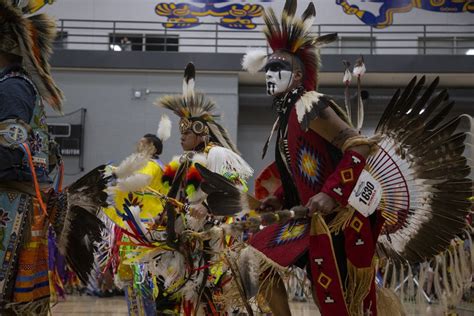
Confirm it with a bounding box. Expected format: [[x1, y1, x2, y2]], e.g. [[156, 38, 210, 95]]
[[217, 0, 473, 315], [151, 62, 253, 315], [241, 1, 382, 315]]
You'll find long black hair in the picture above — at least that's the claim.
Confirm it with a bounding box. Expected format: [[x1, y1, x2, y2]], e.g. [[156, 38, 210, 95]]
[[143, 134, 163, 158]]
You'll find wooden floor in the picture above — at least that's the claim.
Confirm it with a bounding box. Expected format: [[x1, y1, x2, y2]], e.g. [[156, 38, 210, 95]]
[[50, 296, 320, 315], [50, 295, 474, 315]]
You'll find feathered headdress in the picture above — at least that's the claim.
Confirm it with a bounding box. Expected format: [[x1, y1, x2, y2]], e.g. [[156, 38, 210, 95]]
[[0, 0, 63, 112], [242, 0, 337, 91], [155, 62, 239, 153]]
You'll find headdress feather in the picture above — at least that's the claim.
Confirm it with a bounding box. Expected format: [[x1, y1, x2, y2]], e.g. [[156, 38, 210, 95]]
[[0, 0, 63, 112], [242, 0, 336, 91], [155, 62, 239, 153]]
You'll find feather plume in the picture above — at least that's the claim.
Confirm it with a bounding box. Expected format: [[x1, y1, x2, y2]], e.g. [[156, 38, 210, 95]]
[[14, 0, 29, 9], [116, 173, 152, 192], [182, 62, 195, 100], [241, 50, 268, 74], [259, 0, 335, 91], [295, 90, 322, 125], [157, 93, 218, 122], [0, 1, 64, 111], [157, 114, 172, 142], [207, 122, 239, 154], [353, 56, 366, 77], [114, 153, 149, 179], [301, 2, 316, 32], [157, 63, 242, 153], [342, 60, 352, 84], [312, 33, 338, 47]]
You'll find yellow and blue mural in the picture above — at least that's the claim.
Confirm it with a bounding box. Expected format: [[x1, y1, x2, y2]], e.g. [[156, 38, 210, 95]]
[[337, 0, 473, 28], [155, 0, 272, 29], [21, 0, 55, 14], [156, 0, 472, 30]]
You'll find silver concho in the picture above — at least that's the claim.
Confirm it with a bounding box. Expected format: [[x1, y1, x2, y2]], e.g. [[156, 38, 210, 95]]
[[0, 123, 29, 146]]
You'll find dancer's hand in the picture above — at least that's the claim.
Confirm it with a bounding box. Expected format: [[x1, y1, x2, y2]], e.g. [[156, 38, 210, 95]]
[[257, 196, 282, 213], [189, 204, 208, 219], [305, 192, 337, 216]]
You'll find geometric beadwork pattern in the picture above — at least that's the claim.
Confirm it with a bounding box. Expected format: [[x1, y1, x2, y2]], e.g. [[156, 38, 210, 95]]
[[340, 168, 354, 184], [269, 220, 309, 247], [6, 193, 18, 203], [350, 216, 364, 233], [317, 272, 332, 290], [296, 140, 326, 190]]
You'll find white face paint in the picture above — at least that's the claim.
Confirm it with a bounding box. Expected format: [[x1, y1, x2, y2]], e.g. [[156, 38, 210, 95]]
[[265, 69, 293, 96]]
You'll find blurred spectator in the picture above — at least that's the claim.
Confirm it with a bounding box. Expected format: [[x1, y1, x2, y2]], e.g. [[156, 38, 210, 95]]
[[120, 37, 131, 51]]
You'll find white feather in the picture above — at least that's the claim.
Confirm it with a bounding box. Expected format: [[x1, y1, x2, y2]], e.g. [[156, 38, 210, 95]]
[[182, 78, 195, 99], [343, 69, 352, 83], [295, 91, 323, 123], [353, 63, 366, 77], [190, 152, 207, 166], [15, 0, 29, 8], [185, 213, 206, 231], [156, 114, 172, 142], [114, 153, 148, 179], [357, 93, 365, 131], [116, 173, 151, 192], [302, 16, 316, 33], [242, 50, 268, 74], [206, 146, 253, 179], [181, 274, 203, 302], [150, 252, 185, 289]]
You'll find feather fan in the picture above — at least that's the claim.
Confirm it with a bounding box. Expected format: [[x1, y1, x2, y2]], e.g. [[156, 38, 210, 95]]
[[369, 76, 472, 263]]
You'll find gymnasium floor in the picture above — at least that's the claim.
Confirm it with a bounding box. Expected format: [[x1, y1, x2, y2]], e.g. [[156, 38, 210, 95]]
[[50, 295, 474, 315]]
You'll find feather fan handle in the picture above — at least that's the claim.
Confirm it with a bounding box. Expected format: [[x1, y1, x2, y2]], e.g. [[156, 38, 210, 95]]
[[157, 114, 172, 142], [342, 60, 352, 122], [353, 56, 366, 130], [191, 207, 310, 235], [222, 207, 310, 233]]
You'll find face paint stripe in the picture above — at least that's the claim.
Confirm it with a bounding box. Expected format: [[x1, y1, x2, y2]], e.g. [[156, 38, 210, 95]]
[[265, 69, 293, 96]]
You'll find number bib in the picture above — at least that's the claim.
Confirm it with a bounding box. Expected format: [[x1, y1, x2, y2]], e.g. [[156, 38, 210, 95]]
[[348, 170, 382, 217]]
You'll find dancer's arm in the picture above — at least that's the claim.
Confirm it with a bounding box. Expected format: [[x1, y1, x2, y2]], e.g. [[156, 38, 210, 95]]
[[306, 106, 371, 215]]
